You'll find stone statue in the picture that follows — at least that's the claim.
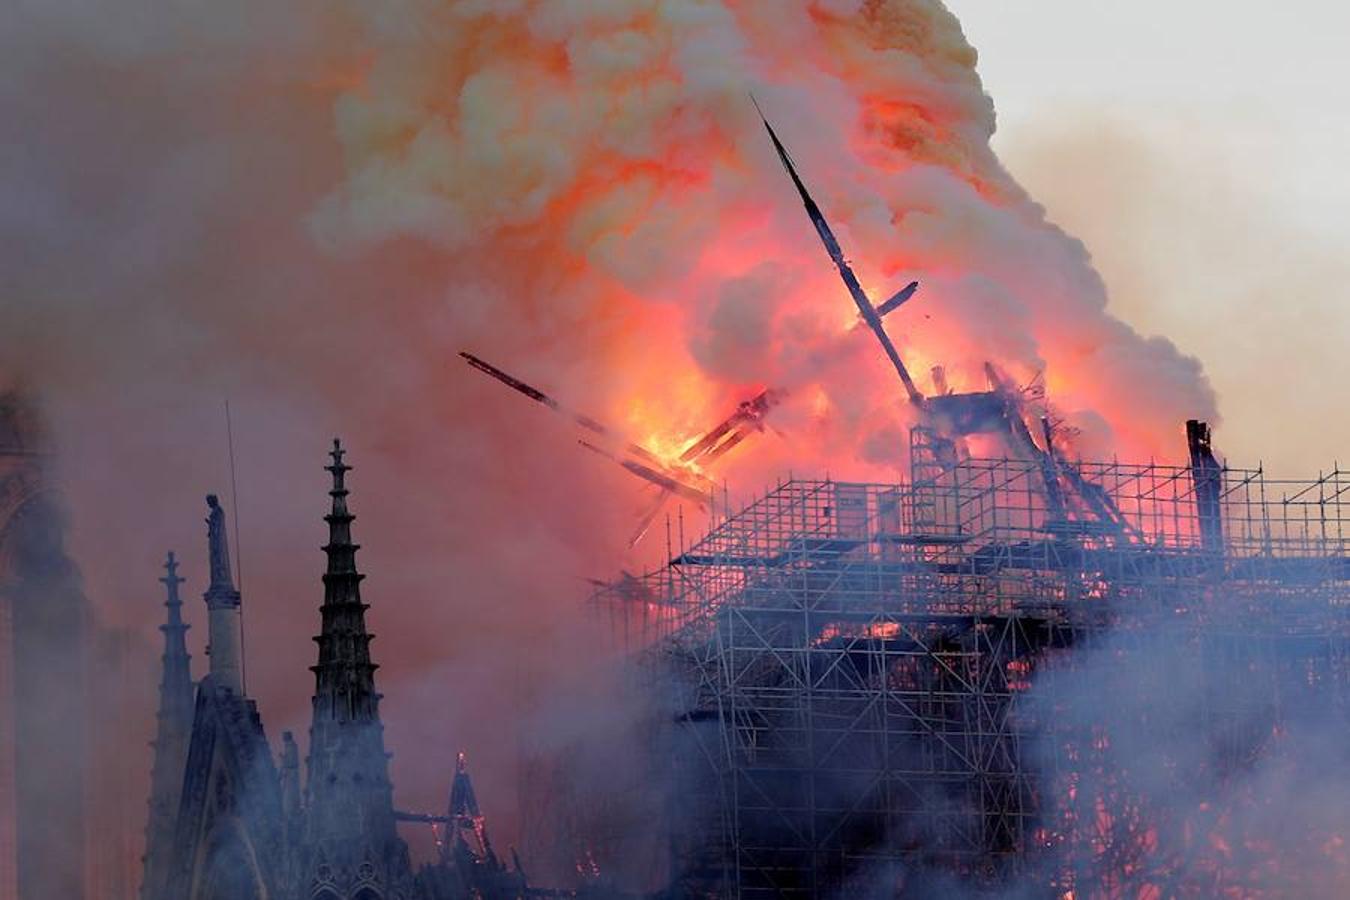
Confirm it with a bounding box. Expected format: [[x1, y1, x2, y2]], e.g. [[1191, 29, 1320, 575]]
[[205, 495, 233, 589]]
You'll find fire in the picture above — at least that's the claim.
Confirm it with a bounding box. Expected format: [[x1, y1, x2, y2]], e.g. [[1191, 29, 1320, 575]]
[[624, 373, 718, 466], [317, 0, 1217, 496]]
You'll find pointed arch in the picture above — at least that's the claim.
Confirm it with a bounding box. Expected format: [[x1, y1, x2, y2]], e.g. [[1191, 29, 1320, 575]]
[[197, 823, 264, 900], [352, 888, 383, 900], [185, 805, 272, 900]]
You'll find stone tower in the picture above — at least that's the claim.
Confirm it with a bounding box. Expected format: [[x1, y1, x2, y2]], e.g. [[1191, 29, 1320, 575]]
[[301, 439, 415, 898], [202, 495, 244, 694], [139, 551, 194, 900]]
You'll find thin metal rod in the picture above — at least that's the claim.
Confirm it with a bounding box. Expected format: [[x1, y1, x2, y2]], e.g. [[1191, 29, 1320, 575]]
[[225, 399, 246, 694]]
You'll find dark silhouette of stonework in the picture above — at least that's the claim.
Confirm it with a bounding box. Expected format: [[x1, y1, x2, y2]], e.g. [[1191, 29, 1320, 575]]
[[140, 551, 193, 900], [299, 439, 416, 898], [141, 440, 540, 900]]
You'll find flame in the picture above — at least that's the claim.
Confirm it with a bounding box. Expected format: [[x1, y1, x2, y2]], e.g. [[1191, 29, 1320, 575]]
[[317, 0, 1218, 497]]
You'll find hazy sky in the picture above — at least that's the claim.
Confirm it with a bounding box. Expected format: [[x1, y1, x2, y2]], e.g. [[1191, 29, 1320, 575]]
[[947, 1, 1350, 474], [8, 4, 1347, 885]]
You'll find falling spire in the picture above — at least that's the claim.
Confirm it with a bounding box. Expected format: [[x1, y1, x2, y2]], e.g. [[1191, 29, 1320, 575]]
[[754, 102, 925, 407], [139, 551, 194, 900]]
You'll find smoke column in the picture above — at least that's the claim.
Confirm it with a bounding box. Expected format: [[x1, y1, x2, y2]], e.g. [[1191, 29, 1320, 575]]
[[1, 0, 1216, 888], [314, 0, 1214, 470]]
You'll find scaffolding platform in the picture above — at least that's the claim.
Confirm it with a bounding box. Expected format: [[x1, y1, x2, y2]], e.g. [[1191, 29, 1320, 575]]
[[597, 430, 1350, 897]]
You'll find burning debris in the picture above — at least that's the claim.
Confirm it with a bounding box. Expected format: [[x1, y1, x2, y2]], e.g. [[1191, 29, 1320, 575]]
[[470, 101, 1148, 556], [755, 101, 928, 410], [461, 350, 782, 545], [757, 104, 1151, 548]]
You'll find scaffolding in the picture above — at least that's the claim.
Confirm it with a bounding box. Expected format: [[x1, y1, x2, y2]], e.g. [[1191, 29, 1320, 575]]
[[599, 429, 1350, 897]]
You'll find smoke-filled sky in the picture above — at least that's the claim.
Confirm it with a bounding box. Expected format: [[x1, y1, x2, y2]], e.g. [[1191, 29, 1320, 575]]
[[5, 0, 1345, 883], [949, 0, 1350, 476]]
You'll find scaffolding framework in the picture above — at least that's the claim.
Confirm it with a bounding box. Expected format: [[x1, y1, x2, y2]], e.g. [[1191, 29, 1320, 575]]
[[601, 432, 1350, 897]]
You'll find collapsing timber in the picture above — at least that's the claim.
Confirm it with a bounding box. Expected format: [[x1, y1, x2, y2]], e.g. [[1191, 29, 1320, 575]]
[[460, 350, 783, 544], [755, 101, 925, 407], [464, 106, 1108, 549], [596, 422, 1350, 898], [676, 389, 784, 468], [575, 439, 712, 507], [758, 106, 1144, 543]]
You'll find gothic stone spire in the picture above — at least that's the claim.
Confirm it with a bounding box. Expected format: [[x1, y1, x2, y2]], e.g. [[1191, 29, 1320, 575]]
[[140, 551, 194, 900], [302, 439, 413, 893], [158, 551, 193, 706], [309, 439, 379, 725]]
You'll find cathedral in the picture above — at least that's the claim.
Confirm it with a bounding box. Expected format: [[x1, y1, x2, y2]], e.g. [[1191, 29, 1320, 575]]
[[139, 440, 534, 900]]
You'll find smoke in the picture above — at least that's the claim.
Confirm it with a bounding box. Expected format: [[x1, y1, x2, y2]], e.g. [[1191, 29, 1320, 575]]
[[1, 0, 1220, 890], [313, 0, 1215, 469], [997, 110, 1350, 475], [1012, 616, 1350, 897], [828, 610, 1350, 898]]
